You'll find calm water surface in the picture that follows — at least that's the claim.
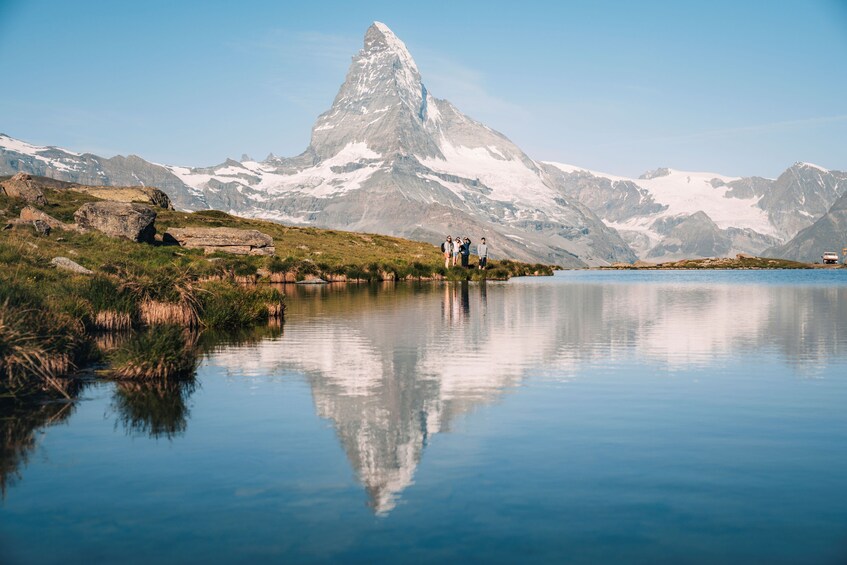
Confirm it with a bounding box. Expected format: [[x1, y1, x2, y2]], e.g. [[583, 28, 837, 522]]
[[2, 270, 847, 564]]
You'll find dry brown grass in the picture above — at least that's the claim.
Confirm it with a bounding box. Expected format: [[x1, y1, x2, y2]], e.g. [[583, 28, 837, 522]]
[[0, 301, 79, 397], [139, 299, 199, 328], [93, 310, 133, 332], [92, 332, 131, 352]]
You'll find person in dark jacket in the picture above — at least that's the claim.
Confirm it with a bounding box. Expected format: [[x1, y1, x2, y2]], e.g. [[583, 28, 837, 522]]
[[461, 237, 471, 268]]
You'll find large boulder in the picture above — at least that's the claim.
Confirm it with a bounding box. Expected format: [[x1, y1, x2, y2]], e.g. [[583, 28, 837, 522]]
[[20, 206, 79, 232], [0, 173, 48, 205], [164, 227, 275, 256], [74, 202, 157, 243], [68, 185, 174, 209]]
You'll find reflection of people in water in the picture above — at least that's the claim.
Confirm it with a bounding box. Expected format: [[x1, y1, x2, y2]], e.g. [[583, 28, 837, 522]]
[[442, 282, 471, 323]]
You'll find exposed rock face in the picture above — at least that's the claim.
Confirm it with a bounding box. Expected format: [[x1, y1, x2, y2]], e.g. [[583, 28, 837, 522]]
[[74, 202, 157, 243], [68, 185, 173, 209], [766, 191, 847, 262], [51, 256, 93, 275], [164, 227, 275, 256], [0, 173, 47, 205]]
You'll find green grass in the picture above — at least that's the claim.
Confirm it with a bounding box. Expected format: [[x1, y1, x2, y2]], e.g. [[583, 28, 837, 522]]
[[200, 282, 283, 330], [1, 188, 554, 282], [0, 185, 553, 387], [107, 326, 199, 381]]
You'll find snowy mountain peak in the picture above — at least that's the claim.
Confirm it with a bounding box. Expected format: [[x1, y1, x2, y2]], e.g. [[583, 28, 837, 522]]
[[793, 161, 829, 172], [365, 22, 419, 74], [308, 21, 442, 160]]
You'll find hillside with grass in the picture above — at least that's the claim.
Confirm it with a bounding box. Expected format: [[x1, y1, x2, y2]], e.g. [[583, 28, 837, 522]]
[[0, 177, 555, 393]]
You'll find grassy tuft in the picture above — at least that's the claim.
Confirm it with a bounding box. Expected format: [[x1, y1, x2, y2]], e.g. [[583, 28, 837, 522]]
[[199, 282, 284, 330], [108, 326, 199, 381]]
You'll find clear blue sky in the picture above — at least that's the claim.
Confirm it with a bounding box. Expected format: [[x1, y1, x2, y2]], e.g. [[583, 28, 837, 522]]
[[1, 0, 845, 178]]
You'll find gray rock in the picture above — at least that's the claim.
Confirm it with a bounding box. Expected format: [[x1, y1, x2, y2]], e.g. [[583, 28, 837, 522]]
[[51, 256, 93, 275], [295, 276, 327, 284], [32, 219, 51, 236], [164, 226, 275, 256], [74, 201, 157, 242], [0, 172, 47, 205]]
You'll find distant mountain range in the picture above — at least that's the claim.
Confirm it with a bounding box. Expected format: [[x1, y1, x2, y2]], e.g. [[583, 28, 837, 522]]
[[544, 161, 847, 261], [2, 22, 845, 264]]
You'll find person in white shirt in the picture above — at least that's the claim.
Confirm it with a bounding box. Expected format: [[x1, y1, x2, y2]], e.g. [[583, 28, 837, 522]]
[[441, 235, 452, 269], [452, 236, 461, 267]]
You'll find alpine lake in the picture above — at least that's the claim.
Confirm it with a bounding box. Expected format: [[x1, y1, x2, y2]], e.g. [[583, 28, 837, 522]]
[[2, 270, 847, 564]]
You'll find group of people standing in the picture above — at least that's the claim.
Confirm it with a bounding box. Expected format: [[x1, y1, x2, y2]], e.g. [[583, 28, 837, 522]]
[[441, 235, 488, 269]]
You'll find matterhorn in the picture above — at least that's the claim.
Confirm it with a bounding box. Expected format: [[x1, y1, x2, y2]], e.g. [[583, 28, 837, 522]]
[[165, 21, 637, 266]]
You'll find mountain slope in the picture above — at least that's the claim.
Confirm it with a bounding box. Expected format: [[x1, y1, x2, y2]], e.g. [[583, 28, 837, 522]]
[[543, 161, 846, 259], [765, 191, 847, 262], [163, 22, 636, 266], [0, 134, 207, 210]]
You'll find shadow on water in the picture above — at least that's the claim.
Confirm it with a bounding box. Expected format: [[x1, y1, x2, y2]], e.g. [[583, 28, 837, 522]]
[[107, 324, 284, 440], [0, 381, 84, 499], [110, 380, 197, 440], [0, 322, 286, 489]]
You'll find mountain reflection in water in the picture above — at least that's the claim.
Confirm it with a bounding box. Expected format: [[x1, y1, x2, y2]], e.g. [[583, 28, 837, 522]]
[[203, 274, 847, 515]]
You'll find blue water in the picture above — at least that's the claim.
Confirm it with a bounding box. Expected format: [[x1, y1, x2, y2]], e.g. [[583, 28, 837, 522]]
[[2, 270, 847, 564]]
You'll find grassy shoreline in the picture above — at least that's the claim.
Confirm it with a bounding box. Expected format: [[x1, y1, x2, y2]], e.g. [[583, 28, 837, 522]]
[[0, 186, 555, 392]]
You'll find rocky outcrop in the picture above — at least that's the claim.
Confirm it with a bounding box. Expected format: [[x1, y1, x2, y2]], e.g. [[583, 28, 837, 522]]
[[74, 202, 157, 243], [163, 227, 275, 256], [68, 185, 173, 209], [51, 256, 93, 275], [20, 206, 78, 231], [765, 191, 847, 262], [0, 173, 47, 205]]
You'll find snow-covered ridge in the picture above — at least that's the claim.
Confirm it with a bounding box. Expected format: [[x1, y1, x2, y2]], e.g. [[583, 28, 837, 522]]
[[166, 141, 383, 200], [0, 133, 81, 157], [796, 161, 829, 172], [370, 21, 419, 74], [545, 160, 775, 236]]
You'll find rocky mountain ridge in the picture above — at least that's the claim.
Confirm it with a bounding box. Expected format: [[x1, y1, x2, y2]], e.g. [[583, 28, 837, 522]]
[[543, 161, 847, 260]]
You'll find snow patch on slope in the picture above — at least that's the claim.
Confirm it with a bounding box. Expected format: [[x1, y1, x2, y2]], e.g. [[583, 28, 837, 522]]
[[167, 142, 384, 199], [546, 161, 775, 237], [421, 139, 553, 208], [0, 134, 82, 157]]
